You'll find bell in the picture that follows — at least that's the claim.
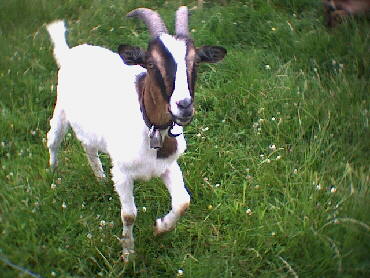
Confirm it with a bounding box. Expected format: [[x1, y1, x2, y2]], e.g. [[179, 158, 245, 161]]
[[149, 127, 162, 149]]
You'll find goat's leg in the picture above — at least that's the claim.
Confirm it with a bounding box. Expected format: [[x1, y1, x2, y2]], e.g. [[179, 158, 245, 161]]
[[47, 106, 68, 169], [111, 164, 137, 261], [154, 162, 190, 235], [83, 145, 106, 180]]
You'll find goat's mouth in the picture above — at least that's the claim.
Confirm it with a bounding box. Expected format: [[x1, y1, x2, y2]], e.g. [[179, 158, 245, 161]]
[[173, 115, 193, 126], [170, 109, 194, 126]]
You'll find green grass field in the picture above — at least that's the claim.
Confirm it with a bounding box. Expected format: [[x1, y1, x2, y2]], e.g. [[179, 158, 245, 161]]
[[1, 0, 369, 277]]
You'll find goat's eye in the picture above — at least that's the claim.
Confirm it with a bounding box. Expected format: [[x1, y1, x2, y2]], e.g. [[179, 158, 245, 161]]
[[147, 62, 154, 69]]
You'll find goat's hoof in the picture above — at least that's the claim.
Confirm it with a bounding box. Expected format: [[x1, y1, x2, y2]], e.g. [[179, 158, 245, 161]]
[[153, 218, 173, 236], [120, 248, 135, 263]]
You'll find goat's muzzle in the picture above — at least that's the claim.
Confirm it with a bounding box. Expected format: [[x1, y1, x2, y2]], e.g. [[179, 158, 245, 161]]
[[170, 100, 194, 126]]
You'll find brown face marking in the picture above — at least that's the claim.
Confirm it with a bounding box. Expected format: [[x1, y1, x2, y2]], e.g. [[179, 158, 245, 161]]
[[185, 40, 198, 97], [147, 38, 177, 101]]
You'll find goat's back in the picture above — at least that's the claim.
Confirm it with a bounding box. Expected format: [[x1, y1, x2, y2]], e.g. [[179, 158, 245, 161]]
[[56, 44, 147, 152]]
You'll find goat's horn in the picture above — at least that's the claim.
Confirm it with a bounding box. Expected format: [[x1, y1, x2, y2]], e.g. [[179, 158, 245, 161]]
[[175, 6, 189, 37], [127, 8, 168, 37]]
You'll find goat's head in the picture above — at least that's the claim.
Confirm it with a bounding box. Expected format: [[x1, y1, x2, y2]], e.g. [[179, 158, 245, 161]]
[[118, 7, 226, 127]]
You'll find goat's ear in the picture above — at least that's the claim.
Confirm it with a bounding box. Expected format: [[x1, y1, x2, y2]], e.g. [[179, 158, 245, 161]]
[[197, 46, 227, 64], [118, 45, 146, 66]]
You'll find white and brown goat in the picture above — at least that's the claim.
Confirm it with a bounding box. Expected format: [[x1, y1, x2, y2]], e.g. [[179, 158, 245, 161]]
[[46, 7, 226, 260], [323, 0, 370, 27]]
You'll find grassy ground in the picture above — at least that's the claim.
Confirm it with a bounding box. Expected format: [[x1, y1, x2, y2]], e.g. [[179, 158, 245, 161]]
[[1, 0, 369, 277]]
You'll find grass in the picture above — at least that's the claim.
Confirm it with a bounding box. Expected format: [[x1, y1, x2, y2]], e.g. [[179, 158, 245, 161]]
[[1, 0, 369, 277]]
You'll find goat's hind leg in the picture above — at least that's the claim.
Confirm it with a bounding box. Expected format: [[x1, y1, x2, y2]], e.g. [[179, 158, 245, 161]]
[[47, 106, 68, 169], [83, 145, 106, 180], [155, 162, 190, 235]]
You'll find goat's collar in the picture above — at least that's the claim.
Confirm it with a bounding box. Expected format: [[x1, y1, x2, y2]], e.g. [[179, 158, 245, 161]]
[[136, 73, 181, 149]]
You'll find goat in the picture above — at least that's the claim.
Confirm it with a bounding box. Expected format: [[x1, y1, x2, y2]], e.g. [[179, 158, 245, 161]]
[[323, 0, 370, 27], [46, 6, 226, 260]]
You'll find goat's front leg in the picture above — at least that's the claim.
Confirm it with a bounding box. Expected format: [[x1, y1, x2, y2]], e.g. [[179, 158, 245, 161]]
[[111, 165, 137, 261], [154, 162, 190, 235]]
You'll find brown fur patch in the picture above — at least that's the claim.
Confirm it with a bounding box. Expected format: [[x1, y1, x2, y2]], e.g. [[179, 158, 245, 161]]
[[179, 202, 190, 216], [123, 215, 135, 226], [157, 136, 177, 158]]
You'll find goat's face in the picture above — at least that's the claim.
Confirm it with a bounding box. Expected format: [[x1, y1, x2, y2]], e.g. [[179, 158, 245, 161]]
[[119, 34, 226, 126]]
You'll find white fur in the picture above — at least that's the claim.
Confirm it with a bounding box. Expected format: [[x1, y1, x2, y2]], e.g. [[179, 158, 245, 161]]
[[46, 20, 190, 259], [159, 34, 192, 118]]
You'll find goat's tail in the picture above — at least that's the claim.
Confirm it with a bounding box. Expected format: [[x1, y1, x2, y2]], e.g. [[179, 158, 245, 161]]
[[46, 20, 69, 68]]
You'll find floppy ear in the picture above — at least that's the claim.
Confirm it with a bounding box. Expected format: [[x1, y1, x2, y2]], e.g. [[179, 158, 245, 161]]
[[118, 45, 146, 66], [197, 46, 227, 64]]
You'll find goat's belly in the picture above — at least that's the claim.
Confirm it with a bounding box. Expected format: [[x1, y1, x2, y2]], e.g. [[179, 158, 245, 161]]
[[122, 150, 178, 181], [68, 120, 108, 152], [129, 157, 175, 181]]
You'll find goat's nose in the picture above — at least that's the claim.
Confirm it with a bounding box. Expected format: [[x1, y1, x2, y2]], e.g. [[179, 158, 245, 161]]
[[176, 98, 192, 109]]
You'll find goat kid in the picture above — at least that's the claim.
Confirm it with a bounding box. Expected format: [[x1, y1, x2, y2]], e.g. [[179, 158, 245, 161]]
[[323, 0, 370, 27], [46, 7, 226, 260]]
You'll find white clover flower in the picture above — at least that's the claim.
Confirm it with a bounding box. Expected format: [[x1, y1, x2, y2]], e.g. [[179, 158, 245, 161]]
[[142, 206, 147, 212], [177, 269, 184, 276], [51, 271, 56, 277], [50, 183, 56, 189], [330, 186, 337, 193], [276, 155, 282, 160], [269, 144, 276, 151], [87, 233, 93, 239], [265, 64, 271, 70], [99, 220, 106, 227], [316, 184, 322, 190], [246, 208, 253, 216], [293, 169, 298, 174], [208, 204, 213, 210], [61, 202, 67, 209], [271, 232, 276, 236]]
